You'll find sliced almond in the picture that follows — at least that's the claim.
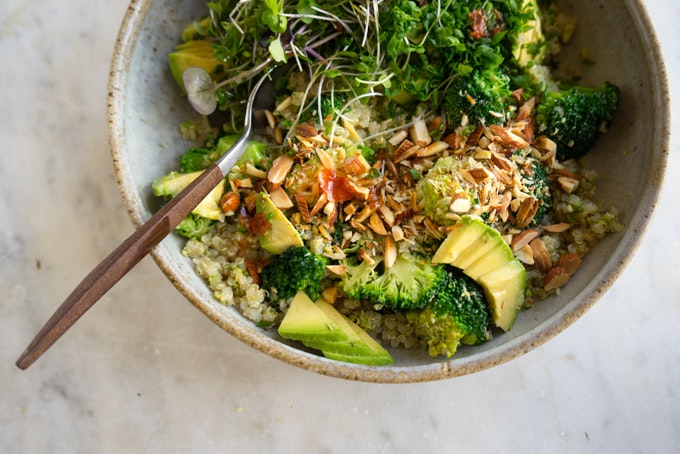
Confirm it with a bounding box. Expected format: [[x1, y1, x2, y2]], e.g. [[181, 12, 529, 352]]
[[442, 133, 463, 150], [515, 196, 539, 228], [410, 119, 432, 146], [378, 204, 396, 227], [515, 244, 535, 265], [391, 225, 405, 241], [326, 264, 347, 276], [388, 130, 409, 146], [511, 228, 539, 251], [269, 187, 294, 209], [245, 162, 268, 179], [417, 141, 449, 157], [488, 125, 528, 149], [491, 152, 514, 173], [339, 155, 371, 176], [316, 148, 336, 170], [555, 253, 582, 275], [321, 286, 339, 304], [357, 248, 375, 265], [530, 237, 552, 273], [542, 222, 570, 233], [543, 267, 571, 291], [295, 193, 311, 222], [369, 212, 389, 236], [268, 154, 295, 185], [462, 167, 493, 185], [556, 176, 579, 194], [394, 141, 421, 163], [450, 197, 472, 213], [264, 109, 276, 129], [384, 235, 397, 270]]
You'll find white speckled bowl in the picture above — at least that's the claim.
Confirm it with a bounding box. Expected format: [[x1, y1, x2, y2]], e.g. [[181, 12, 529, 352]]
[[108, 0, 670, 382]]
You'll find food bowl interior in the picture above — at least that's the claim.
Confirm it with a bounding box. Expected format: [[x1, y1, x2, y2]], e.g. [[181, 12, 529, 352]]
[[108, 0, 669, 382]]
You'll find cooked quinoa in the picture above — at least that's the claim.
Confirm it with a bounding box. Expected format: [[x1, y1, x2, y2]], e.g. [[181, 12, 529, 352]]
[[179, 83, 623, 351]]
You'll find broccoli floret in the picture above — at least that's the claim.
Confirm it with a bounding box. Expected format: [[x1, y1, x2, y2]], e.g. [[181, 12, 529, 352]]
[[260, 246, 328, 304], [444, 68, 515, 127], [521, 160, 552, 226], [407, 268, 492, 358], [175, 213, 215, 239], [417, 156, 477, 226], [535, 82, 620, 161], [180, 134, 270, 173], [340, 254, 445, 311]]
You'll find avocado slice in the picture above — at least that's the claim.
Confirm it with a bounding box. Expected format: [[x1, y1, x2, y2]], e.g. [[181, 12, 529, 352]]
[[277, 291, 348, 342], [255, 192, 303, 254], [478, 260, 526, 331], [512, 0, 546, 67], [168, 40, 228, 91], [314, 300, 394, 365], [152, 170, 225, 220], [277, 292, 394, 366], [432, 216, 526, 331], [432, 217, 487, 264]]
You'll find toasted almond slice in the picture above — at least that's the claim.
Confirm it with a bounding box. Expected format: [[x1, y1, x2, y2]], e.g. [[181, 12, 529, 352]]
[[394, 143, 421, 163], [516, 97, 536, 121], [264, 109, 276, 129], [357, 248, 375, 265], [295, 193, 310, 222], [491, 152, 514, 172], [515, 244, 535, 265], [339, 155, 371, 176], [410, 119, 432, 146], [450, 197, 472, 213], [309, 192, 328, 218], [534, 135, 557, 153], [245, 162, 267, 179], [326, 265, 347, 276], [556, 176, 580, 194], [543, 267, 571, 291], [515, 196, 539, 228], [268, 155, 295, 185], [462, 167, 493, 185], [389, 130, 409, 146], [417, 141, 449, 157], [378, 204, 396, 227], [530, 238, 552, 273], [384, 235, 397, 270], [269, 186, 294, 209], [442, 133, 463, 150], [555, 253, 582, 275], [369, 212, 389, 236], [488, 125, 529, 148], [321, 286, 339, 304], [349, 181, 371, 200], [275, 96, 292, 112], [543, 222, 570, 233], [391, 225, 405, 241], [316, 148, 336, 170], [511, 228, 539, 251]]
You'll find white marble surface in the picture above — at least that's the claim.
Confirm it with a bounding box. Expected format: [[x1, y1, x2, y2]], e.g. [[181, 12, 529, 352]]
[[1, 0, 678, 452]]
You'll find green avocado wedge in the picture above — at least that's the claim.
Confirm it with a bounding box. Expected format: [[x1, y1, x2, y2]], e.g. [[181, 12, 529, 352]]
[[277, 291, 394, 366], [255, 192, 303, 254], [432, 216, 526, 331]]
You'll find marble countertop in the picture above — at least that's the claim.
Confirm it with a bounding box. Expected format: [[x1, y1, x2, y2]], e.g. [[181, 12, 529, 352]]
[[1, 0, 678, 452]]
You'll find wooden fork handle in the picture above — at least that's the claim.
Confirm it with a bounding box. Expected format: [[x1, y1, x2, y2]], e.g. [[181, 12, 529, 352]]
[[16, 164, 225, 370]]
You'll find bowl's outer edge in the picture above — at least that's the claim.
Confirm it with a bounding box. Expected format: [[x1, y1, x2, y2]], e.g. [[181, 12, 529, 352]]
[[107, 0, 671, 383]]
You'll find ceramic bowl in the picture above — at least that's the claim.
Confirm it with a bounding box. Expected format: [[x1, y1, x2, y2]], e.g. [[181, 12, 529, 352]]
[[108, 0, 670, 382]]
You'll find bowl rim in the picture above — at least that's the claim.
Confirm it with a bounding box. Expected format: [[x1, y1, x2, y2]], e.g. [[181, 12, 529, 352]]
[[107, 0, 671, 383]]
